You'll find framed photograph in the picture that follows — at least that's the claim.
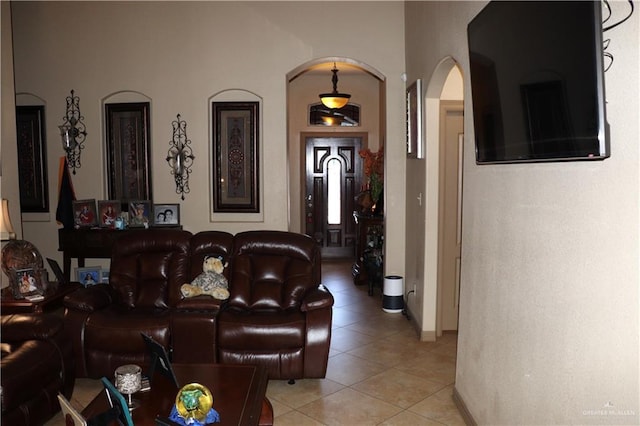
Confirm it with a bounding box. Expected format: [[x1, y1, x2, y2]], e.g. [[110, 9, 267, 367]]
[[72, 199, 98, 227], [100, 269, 110, 283], [128, 200, 151, 227], [100, 378, 134, 426], [16, 105, 49, 212], [212, 101, 260, 213], [97, 200, 121, 228], [11, 267, 45, 299], [152, 203, 180, 226], [406, 79, 424, 159], [105, 102, 152, 204], [75, 266, 101, 286], [141, 333, 179, 388]]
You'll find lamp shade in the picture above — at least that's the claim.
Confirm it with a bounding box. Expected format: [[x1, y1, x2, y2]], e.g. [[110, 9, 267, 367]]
[[0, 199, 16, 241], [319, 94, 350, 110]]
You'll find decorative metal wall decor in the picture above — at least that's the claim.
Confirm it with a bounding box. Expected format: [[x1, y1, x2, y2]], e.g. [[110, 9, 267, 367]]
[[166, 114, 194, 200], [58, 90, 87, 175]]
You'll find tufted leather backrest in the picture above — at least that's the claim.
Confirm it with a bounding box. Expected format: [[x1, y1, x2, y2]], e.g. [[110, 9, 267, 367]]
[[189, 231, 235, 282], [110, 230, 192, 309], [228, 230, 321, 311]]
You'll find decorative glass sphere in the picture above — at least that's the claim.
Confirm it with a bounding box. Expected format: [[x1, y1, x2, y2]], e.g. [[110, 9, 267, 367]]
[[175, 383, 214, 422]]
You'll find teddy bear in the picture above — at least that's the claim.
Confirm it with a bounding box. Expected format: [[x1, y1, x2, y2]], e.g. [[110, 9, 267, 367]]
[[180, 256, 230, 300]]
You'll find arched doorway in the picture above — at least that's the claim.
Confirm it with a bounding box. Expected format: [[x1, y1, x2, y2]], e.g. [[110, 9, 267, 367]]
[[424, 59, 465, 336], [286, 59, 386, 260]]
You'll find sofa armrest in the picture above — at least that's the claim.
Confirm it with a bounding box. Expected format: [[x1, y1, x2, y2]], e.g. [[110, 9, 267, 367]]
[[175, 296, 224, 311], [172, 297, 222, 364], [63, 284, 113, 313], [1, 313, 63, 341], [301, 284, 334, 312]]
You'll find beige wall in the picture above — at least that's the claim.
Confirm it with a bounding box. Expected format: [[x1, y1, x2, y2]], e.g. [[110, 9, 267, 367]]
[[8, 1, 406, 276], [405, 1, 639, 424], [1, 1, 21, 288]]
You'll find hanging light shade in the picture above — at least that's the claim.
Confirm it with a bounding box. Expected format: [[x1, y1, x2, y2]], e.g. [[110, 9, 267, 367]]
[[319, 63, 351, 109]]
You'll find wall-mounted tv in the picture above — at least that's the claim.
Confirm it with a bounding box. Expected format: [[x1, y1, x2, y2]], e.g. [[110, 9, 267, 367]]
[[468, 1, 609, 164]]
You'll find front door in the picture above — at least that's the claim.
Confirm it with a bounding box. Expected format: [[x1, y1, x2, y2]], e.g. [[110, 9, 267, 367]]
[[304, 136, 362, 259]]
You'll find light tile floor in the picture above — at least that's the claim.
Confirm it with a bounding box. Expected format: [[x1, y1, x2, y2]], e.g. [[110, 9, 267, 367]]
[[47, 260, 464, 425]]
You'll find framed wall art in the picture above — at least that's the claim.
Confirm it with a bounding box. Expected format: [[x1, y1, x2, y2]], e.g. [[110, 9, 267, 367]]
[[16, 105, 49, 212], [406, 79, 424, 159], [152, 203, 180, 226], [72, 199, 98, 228], [212, 102, 259, 213], [105, 102, 152, 203]]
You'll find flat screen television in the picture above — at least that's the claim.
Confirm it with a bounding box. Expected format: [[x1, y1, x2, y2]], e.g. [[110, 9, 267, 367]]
[[468, 1, 609, 164]]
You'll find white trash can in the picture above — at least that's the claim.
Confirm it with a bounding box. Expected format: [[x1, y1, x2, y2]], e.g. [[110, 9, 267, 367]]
[[382, 275, 404, 313]]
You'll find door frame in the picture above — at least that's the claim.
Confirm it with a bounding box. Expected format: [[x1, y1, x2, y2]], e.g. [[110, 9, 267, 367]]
[[436, 100, 464, 335]]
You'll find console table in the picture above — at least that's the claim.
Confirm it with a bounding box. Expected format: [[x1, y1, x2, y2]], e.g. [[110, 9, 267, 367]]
[[58, 227, 182, 282]]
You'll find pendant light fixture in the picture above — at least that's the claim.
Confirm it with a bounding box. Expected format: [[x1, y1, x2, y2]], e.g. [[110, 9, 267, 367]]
[[319, 63, 351, 109]]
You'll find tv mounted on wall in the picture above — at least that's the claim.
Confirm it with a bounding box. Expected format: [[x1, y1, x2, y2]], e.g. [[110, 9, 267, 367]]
[[468, 1, 610, 164]]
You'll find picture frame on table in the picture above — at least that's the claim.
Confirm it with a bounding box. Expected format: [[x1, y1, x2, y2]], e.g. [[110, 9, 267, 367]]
[[75, 266, 101, 287], [97, 200, 121, 228], [10, 267, 45, 300], [100, 269, 110, 284], [152, 203, 180, 226], [406, 78, 424, 159], [211, 101, 260, 213], [128, 200, 151, 228], [72, 199, 98, 228]]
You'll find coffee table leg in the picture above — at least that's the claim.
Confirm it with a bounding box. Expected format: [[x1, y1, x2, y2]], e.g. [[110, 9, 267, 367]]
[[259, 397, 274, 426]]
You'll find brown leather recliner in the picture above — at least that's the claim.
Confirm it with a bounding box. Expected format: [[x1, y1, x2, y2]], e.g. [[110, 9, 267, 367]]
[[64, 229, 334, 382], [64, 229, 193, 378], [216, 230, 333, 380], [1, 313, 75, 426]]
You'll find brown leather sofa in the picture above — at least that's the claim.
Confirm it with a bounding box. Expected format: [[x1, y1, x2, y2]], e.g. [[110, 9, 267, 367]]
[[1, 313, 75, 426], [63, 229, 333, 381]]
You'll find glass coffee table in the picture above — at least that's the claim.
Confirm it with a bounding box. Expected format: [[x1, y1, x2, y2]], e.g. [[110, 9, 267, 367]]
[[82, 363, 272, 426]]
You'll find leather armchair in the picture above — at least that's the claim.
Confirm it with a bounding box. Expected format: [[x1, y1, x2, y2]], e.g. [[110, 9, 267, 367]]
[[64, 229, 192, 378], [216, 230, 333, 380], [1, 313, 75, 426]]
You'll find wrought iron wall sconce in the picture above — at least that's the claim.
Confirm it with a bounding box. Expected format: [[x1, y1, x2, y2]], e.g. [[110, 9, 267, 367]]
[[58, 90, 87, 175], [166, 114, 195, 200]]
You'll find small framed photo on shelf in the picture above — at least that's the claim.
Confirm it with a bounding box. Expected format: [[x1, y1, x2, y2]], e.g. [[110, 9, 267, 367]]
[[152, 204, 180, 226], [10, 267, 45, 299], [73, 199, 98, 228], [75, 266, 101, 286], [128, 200, 151, 228], [98, 200, 121, 228], [100, 269, 110, 283]]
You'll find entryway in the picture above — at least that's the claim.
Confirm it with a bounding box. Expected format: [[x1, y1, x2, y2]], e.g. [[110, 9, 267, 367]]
[[304, 135, 363, 259]]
